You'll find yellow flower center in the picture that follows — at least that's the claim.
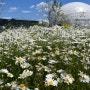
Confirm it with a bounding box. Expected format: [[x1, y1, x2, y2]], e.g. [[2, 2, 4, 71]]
[[66, 79, 70, 83], [7, 73, 13, 77], [63, 75, 67, 79], [22, 63, 27, 66], [38, 56, 42, 60], [19, 84, 25, 88], [72, 50, 76, 54], [17, 57, 23, 62], [81, 74, 85, 78], [48, 80, 54, 85]]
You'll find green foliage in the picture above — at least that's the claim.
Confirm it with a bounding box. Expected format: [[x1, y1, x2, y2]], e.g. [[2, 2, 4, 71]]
[[5, 23, 13, 29]]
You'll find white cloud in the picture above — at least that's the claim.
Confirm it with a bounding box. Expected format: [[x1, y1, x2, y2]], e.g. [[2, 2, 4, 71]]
[[36, 2, 48, 9], [30, 5, 35, 9], [8, 7, 18, 12], [0, 2, 5, 5], [22, 10, 31, 14], [2, 17, 11, 19], [36, 2, 48, 12], [37, 9, 42, 12]]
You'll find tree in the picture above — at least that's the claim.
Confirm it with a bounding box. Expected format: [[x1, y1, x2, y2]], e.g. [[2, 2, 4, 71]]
[[45, 0, 64, 26]]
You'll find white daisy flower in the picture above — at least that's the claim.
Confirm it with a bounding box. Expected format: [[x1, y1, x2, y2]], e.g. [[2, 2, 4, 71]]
[[45, 78, 58, 87], [18, 69, 33, 79], [78, 71, 90, 83], [20, 62, 30, 68], [0, 69, 9, 74], [7, 73, 14, 78], [15, 57, 26, 64]]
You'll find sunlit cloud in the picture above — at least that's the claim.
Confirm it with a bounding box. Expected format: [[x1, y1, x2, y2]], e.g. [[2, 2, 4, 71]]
[[30, 5, 35, 9], [36, 2, 48, 12], [8, 7, 18, 12], [2, 17, 11, 19], [22, 10, 31, 14], [0, 2, 6, 5]]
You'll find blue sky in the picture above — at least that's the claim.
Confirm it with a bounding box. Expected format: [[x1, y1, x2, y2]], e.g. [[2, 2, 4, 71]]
[[0, 0, 90, 21]]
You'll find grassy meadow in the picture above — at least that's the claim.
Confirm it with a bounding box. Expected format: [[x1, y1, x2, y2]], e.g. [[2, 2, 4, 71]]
[[0, 25, 90, 90]]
